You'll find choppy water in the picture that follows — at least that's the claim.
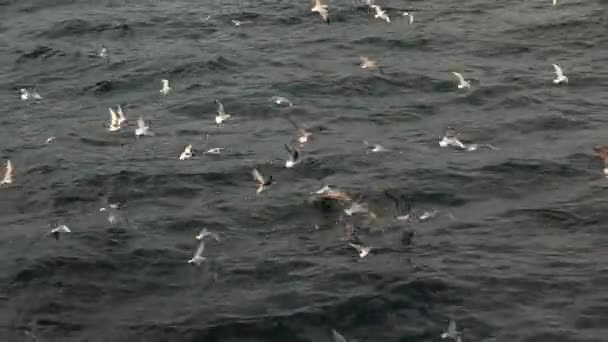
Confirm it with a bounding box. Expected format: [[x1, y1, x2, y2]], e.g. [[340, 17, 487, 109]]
[[1, 0, 608, 341]]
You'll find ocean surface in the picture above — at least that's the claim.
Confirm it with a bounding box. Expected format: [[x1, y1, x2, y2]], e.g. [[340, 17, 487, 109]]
[[1, 0, 608, 341]]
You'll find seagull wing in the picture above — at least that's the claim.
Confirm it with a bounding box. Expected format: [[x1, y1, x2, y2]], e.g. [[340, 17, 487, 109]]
[[552, 64, 564, 78], [109, 108, 119, 124], [348, 242, 363, 253], [137, 116, 145, 129], [448, 319, 457, 335], [451, 72, 466, 84], [331, 329, 347, 342], [252, 168, 265, 185], [117, 105, 127, 122], [2, 160, 13, 183], [193, 239, 205, 258], [216, 100, 225, 116]]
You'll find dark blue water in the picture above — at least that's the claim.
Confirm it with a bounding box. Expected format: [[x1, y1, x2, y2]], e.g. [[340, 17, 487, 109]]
[[1, 0, 607, 341]]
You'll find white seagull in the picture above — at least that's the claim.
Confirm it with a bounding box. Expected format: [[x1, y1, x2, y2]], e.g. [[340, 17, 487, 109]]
[[348, 242, 371, 258], [452, 72, 471, 89], [160, 79, 172, 96], [215, 100, 231, 126], [371, 5, 390, 23], [552, 64, 568, 84], [188, 239, 207, 265], [311, 0, 330, 24], [204, 147, 223, 154], [135, 116, 154, 136], [45, 225, 71, 240], [284, 144, 300, 168], [19, 88, 42, 101], [179, 144, 193, 160], [360, 56, 379, 70], [0, 160, 14, 186], [441, 319, 461, 341], [439, 133, 467, 149], [99, 45, 109, 59], [363, 140, 388, 153], [195, 228, 220, 241], [108, 107, 124, 132], [252, 168, 273, 194], [271, 96, 293, 107]]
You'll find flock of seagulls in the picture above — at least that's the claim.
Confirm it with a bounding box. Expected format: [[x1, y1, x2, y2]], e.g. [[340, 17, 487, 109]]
[[3, 0, 591, 340]]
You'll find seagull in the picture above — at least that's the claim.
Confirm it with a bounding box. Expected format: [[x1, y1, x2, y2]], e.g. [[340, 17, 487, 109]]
[[311, 0, 330, 24], [108, 107, 122, 132], [252, 168, 274, 194], [419, 210, 438, 221], [465, 143, 499, 151], [215, 100, 231, 126], [160, 79, 172, 95], [403, 11, 414, 24], [363, 140, 388, 153], [552, 64, 568, 84], [19, 88, 42, 101], [286, 117, 312, 146], [314, 185, 353, 202], [195, 228, 220, 241], [452, 72, 471, 89], [359, 56, 379, 70], [348, 242, 371, 258], [441, 319, 461, 341], [271, 96, 293, 107], [45, 225, 71, 240], [284, 144, 300, 168], [204, 147, 223, 154], [188, 239, 207, 265], [371, 4, 390, 23], [135, 116, 154, 136], [116, 105, 128, 125], [0, 160, 14, 186], [593, 145, 608, 177], [99, 45, 109, 59], [179, 144, 193, 160], [439, 130, 467, 149], [332, 329, 348, 342], [231, 19, 250, 26], [45, 136, 56, 144]]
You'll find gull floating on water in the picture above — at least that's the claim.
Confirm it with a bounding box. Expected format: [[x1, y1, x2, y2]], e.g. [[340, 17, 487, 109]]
[[135, 116, 154, 136], [439, 130, 467, 149], [160, 79, 172, 96], [45, 225, 71, 240], [552, 64, 568, 84], [311, 0, 330, 24], [0, 160, 14, 186], [99, 45, 109, 59], [359, 56, 379, 70], [271, 96, 293, 107], [215, 100, 231, 126], [196, 228, 220, 241], [284, 144, 300, 168], [348, 242, 371, 258], [371, 4, 390, 23], [252, 168, 273, 194], [19, 88, 42, 101], [452, 72, 471, 89], [363, 140, 388, 153], [441, 319, 462, 342], [46, 136, 56, 144], [188, 239, 207, 265], [179, 144, 193, 160], [204, 147, 223, 154]]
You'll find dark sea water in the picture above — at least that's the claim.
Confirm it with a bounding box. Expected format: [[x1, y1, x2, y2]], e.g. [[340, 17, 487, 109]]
[[1, 0, 608, 341]]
